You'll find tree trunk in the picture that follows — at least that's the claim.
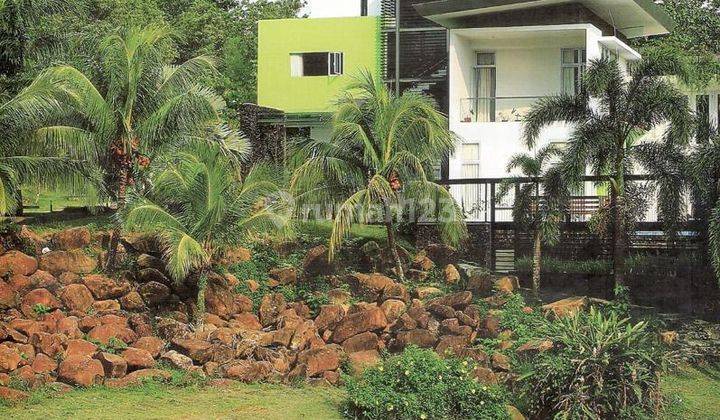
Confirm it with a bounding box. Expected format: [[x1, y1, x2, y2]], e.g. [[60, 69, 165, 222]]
[[383, 200, 404, 281], [195, 271, 208, 328], [611, 161, 627, 294], [105, 163, 129, 271], [532, 229, 542, 301]]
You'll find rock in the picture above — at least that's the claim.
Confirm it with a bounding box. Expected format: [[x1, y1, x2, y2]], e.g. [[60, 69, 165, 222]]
[[328, 288, 352, 306], [136, 254, 166, 272], [156, 318, 190, 342], [380, 299, 406, 322], [413, 253, 435, 271], [31, 353, 58, 374], [93, 299, 121, 312], [473, 366, 498, 385], [121, 348, 155, 370], [204, 274, 237, 319], [428, 291, 473, 310], [407, 269, 428, 282], [0, 250, 38, 276], [87, 324, 137, 345], [29, 270, 59, 292], [346, 273, 394, 302], [332, 307, 388, 343], [95, 352, 128, 378], [660, 331, 679, 346], [0, 386, 29, 402], [138, 281, 171, 306], [428, 303, 456, 319], [57, 317, 82, 339], [303, 245, 332, 277], [414, 286, 443, 299], [466, 272, 494, 296], [53, 227, 91, 250], [21, 288, 61, 318], [259, 293, 286, 327], [172, 338, 213, 364], [160, 350, 194, 371], [137, 268, 170, 285], [507, 405, 526, 420], [0, 344, 21, 373], [230, 313, 262, 331], [542, 296, 588, 318], [347, 350, 380, 375], [65, 339, 98, 358], [395, 329, 437, 349], [83, 274, 129, 300], [58, 355, 104, 387], [494, 276, 519, 294], [217, 247, 252, 266], [435, 335, 470, 356], [131, 337, 165, 359], [298, 344, 344, 377], [314, 304, 345, 332], [221, 360, 272, 382], [382, 282, 410, 303], [39, 250, 97, 275], [392, 313, 417, 331], [269, 267, 297, 285], [29, 332, 66, 357], [289, 320, 319, 351], [105, 369, 172, 388], [60, 284, 95, 312], [444, 264, 461, 284], [492, 353, 511, 371], [0, 280, 19, 309], [58, 272, 81, 285], [120, 291, 146, 311], [516, 340, 553, 356], [423, 244, 456, 266], [342, 332, 379, 354]]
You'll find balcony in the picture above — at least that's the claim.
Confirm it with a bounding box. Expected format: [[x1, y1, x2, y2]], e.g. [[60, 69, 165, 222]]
[[459, 96, 546, 123]]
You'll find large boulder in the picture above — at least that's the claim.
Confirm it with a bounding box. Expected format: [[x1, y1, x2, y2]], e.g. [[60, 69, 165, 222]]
[[259, 293, 286, 327], [0, 280, 19, 309], [137, 268, 171, 285], [346, 272, 394, 302], [58, 355, 104, 387], [0, 250, 37, 277], [269, 267, 297, 285], [95, 352, 127, 378], [332, 306, 388, 343], [132, 336, 166, 359], [395, 329, 438, 349], [303, 245, 332, 277], [314, 304, 345, 332], [136, 254, 166, 273], [39, 250, 96, 275], [20, 288, 61, 318], [297, 344, 344, 377], [160, 350, 193, 371], [427, 291, 473, 310], [121, 348, 155, 371], [119, 291, 146, 311], [342, 331, 379, 354], [217, 247, 251, 266], [220, 360, 273, 382], [542, 296, 588, 318], [64, 339, 98, 358], [87, 324, 137, 345], [60, 284, 95, 313], [82, 274, 131, 300], [53, 227, 91, 250], [138, 281, 171, 306], [171, 338, 213, 364], [0, 344, 21, 373], [204, 273, 238, 319]]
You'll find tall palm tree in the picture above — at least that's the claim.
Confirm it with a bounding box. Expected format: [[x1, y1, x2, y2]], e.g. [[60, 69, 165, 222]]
[[497, 145, 565, 298], [122, 141, 292, 325], [0, 76, 93, 215], [523, 56, 693, 291], [290, 72, 466, 280], [34, 24, 243, 267]]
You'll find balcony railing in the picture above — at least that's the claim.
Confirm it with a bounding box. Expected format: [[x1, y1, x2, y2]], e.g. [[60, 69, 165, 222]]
[[459, 96, 547, 123]]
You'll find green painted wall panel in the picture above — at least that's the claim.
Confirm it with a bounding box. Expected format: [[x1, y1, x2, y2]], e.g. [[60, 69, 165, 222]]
[[257, 16, 380, 113]]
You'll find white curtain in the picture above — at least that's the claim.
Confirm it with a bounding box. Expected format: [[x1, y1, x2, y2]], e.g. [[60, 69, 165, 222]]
[[290, 54, 303, 77]]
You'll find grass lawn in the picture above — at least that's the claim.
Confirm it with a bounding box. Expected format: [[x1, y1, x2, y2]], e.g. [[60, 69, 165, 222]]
[[298, 220, 414, 251], [2, 381, 345, 419], [662, 364, 720, 419]]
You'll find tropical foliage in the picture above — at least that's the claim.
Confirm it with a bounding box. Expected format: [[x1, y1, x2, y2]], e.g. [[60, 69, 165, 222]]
[[523, 55, 693, 290], [290, 72, 466, 280], [122, 140, 292, 323]]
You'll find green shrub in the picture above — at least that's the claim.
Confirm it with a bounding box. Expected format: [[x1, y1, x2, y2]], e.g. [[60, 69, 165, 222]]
[[515, 257, 610, 275], [344, 346, 509, 419], [517, 307, 665, 419], [32, 303, 51, 315]]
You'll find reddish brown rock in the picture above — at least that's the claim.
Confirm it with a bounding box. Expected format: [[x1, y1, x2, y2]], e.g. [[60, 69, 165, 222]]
[[204, 274, 237, 319], [87, 324, 137, 345], [473, 366, 498, 385], [56, 317, 82, 339], [342, 332, 379, 354], [83, 274, 131, 300], [480, 314, 501, 338], [119, 291, 146, 311], [314, 304, 345, 332], [0, 280, 19, 309], [346, 272, 394, 302], [380, 299, 405, 323], [138, 281, 170, 306], [137, 268, 170, 285], [217, 247, 252, 265], [95, 352, 128, 378], [290, 320, 319, 351], [413, 253, 435, 271], [65, 339, 98, 358], [160, 350, 193, 371], [230, 312, 262, 331], [332, 307, 388, 343], [30, 332, 66, 357], [0, 250, 37, 277], [303, 245, 332, 277], [259, 293, 286, 327], [492, 353, 511, 371], [467, 272, 494, 296], [542, 296, 588, 318], [435, 335, 470, 356], [298, 344, 344, 377], [58, 355, 104, 387], [414, 286, 443, 299], [0, 344, 21, 373], [29, 270, 59, 291], [269, 267, 297, 285], [31, 353, 57, 374], [105, 369, 172, 388], [8, 274, 32, 294], [494, 276, 519, 294], [121, 347, 155, 370], [0, 386, 29, 402], [132, 336, 165, 358], [78, 316, 100, 332], [39, 250, 97, 275], [221, 360, 272, 382], [382, 282, 410, 302], [20, 288, 61, 318], [347, 349, 380, 375], [53, 227, 91, 250], [395, 329, 438, 349], [60, 284, 94, 312], [172, 338, 213, 364], [428, 291, 473, 310], [58, 272, 81, 285], [444, 264, 461, 284]]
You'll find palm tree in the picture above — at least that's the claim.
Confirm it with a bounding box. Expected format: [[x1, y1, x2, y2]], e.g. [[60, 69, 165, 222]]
[[523, 56, 693, 291], [497, 145, 565, 298], [34, 24, 242, 268], [290, 72, 466, 280], [122, 141, 292, 325], [0, 76, 93, 215]]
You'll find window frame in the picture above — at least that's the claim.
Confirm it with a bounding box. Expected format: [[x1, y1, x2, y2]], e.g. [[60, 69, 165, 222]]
[[561, 48, 586, 95]]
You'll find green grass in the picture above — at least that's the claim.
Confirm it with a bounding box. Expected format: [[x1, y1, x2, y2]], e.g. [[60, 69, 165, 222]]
[[298, 220, 414, 251], [2, 381, 345, 419], [662, 364, 720, 419], [24, 213, 114, 235], [22, 189, 93, 214]]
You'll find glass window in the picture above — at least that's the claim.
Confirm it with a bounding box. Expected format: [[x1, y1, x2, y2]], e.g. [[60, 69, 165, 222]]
[[477, 52, 495, 66], [474, 53, 496, 122], [290, 52, 343, 77], [561, 48, 586, 95]]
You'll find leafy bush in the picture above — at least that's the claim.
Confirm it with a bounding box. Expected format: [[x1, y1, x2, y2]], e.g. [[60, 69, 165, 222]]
[[32, 303, 50, 315], [344, 346, 509, 419], [517, 307, 665, 419], [515, 256, 610, 275]]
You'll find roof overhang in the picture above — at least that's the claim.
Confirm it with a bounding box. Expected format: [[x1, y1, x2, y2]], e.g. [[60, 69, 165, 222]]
[[415, 0, 674, 38]]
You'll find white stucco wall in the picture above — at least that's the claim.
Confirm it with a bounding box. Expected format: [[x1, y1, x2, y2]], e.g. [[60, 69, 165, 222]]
[[302, 0, 381, 18]]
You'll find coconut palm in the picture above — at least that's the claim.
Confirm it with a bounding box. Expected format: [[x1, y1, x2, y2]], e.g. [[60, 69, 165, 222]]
[[33, 24, 245, 267], [497, 145, 565, 299], [523, 55, 693, 291], [290, 71, 466, 280], [122, 141, 292, 325], [0, 76, 94, 215]]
